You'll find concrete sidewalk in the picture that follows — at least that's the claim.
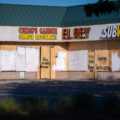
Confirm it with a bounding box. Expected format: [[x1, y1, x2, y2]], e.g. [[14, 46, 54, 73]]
[[0, 79, 120, 85], [0, 79, 47, 84]]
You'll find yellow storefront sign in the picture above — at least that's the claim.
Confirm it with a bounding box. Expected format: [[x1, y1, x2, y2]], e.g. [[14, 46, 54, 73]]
[[19, 34, 57, 40], [36, 34, 57, 40], [117, 25, 120, 38], [19, 34, 34, 40]]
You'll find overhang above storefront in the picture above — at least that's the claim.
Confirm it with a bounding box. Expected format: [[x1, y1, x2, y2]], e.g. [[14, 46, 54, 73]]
[[0, 2, 120, 27]]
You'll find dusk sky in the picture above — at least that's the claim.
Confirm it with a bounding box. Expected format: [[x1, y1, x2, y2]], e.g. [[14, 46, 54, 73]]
[[0, 0, 101, 6]]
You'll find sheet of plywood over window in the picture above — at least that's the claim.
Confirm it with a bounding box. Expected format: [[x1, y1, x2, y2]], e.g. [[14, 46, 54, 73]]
[[51, 43, 68, 79], [68, 50, 88, 71], [68, 41, 109, 80], [109, 40, 120, 72], [88, 50, 95, 80], [88, 50, 109, 80], [95, 50, 109, 79], [95, 50, 109, 71], [0, 47, 39, 72], [109, 50, 120, 72], [40, 46, 51, 79]]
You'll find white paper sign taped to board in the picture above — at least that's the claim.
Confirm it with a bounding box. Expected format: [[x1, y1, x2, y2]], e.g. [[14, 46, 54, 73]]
[[55, 51, 66, 71], [0, 51, 2, 71], [112, 52, 120, 71], [20, 72, 24, 79], [52, 65, 56, 72], [2, 50, 16, 71], [68, 50, 88, 71], [26, 47, 39, 72], [58, 51, 66, 58], [16, 47, 26, 71]]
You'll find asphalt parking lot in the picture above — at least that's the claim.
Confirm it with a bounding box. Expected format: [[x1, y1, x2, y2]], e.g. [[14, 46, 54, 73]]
[[0, 80, 120, 104]]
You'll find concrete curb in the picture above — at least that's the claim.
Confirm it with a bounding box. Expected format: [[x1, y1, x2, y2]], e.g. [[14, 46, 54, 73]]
[[0, 80, 47, 84], [97, 81, 120, 85], [0, 79, 120, 86]]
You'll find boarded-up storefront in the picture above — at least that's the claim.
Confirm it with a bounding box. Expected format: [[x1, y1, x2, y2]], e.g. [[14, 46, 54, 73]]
[[0, 3, 120, 80]]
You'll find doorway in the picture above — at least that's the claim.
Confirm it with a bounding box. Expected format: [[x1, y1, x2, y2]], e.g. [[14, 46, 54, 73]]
[[40, 46, 51, 79], [88, 50, 95, 80], [88, 50, 109, 80]]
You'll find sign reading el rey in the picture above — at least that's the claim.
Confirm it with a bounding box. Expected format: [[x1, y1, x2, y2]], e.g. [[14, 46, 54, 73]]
[[62, 27, 90, 40], [19, 27, 57, 40], [62, 23, 120, 41]]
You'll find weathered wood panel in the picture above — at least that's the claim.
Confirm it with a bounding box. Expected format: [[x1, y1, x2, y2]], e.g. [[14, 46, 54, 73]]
[[88, 50, 95, 79], [41, 46, 51, 79], [51, 43, 68, 79], [95, 50, 109, 79]]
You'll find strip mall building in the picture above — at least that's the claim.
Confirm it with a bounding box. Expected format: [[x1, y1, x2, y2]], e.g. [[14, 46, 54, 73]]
[[0, 3, 120, 80]]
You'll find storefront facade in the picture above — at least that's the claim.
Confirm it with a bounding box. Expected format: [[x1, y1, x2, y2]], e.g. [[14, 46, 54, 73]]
[[0, 26, 68, 80], [0, 4, 120, 80]]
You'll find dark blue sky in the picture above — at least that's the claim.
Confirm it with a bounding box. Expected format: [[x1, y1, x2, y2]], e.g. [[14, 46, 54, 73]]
[[0, 0, 99, 6], [0, 0, 117, 6]]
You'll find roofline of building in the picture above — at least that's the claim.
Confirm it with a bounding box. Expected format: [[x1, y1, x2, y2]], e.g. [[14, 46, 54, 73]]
[[0, 1, 118, 8], [0, 3, 68, 8]]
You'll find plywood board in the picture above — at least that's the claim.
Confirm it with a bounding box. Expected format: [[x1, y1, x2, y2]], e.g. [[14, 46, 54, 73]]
[[88, 50, 95, 79], [95, 50, 109, 71], [41, 46, 51, 79], [51, 43, 68, 79]]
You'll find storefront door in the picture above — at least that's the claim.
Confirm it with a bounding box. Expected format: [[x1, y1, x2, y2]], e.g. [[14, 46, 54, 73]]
[[40, 46, 51, 79], [88, 50, 95, 79], [95, 50, 109, 79], [88, 50, 109, 80]]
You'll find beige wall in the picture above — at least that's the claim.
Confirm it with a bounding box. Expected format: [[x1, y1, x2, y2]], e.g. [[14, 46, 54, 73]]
[[0, 72, 37, 80], [56, 71, 86, 80]]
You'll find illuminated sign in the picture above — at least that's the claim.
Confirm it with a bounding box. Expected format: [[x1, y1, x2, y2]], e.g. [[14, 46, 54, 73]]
[[62, 27, 90, 40], [19, 27, 57, 40]]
